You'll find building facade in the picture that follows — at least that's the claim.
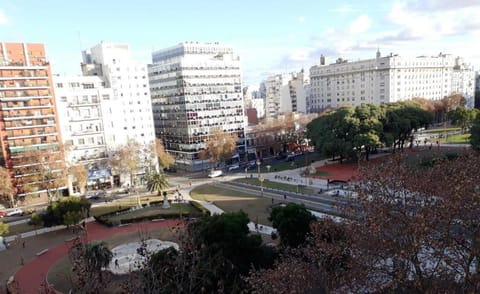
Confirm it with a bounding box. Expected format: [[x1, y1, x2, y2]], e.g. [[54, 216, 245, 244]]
[[81, 42, 157, 185], [309, 51, 476, 112], [148, 42, 245, 171], [0, 42, 66, 204], [53, 76, 115, 194], [265, 71, 307, 118]]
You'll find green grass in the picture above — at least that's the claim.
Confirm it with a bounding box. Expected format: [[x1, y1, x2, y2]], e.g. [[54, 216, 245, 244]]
[[440, 133, 470, 144], [4, 222, 39, 237], [106, 203, 198, 224], [422, 127, 461, 134], [308, 170, 330, 176], [259, 152, 324, 173], [190, 184, 273, 225], [91, 195, 165, 216], [234, 178, 314, 195]]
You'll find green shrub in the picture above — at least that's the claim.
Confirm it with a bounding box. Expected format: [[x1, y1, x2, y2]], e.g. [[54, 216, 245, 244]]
[[190, 201, 209, 214], [42, 197, 91, 227]]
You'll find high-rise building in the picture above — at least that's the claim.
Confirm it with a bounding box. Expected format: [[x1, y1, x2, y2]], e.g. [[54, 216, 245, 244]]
[[81, 42, 157, 185], [53, 76, 115, 194], [0, 42, 66, 204], [265, 71, 307, 118], [148, 42, 245, 171], [309, 51, 476, 112]]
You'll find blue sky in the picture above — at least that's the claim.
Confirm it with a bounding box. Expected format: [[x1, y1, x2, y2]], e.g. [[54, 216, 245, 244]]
[[1, 0, 479, 86]]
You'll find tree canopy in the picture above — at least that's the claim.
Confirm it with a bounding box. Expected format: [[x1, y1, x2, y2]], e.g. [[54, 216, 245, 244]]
[[307, 102, 433, 160], [269, 203, 316, 247]]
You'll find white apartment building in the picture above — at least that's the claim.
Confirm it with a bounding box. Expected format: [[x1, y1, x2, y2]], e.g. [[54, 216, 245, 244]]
[[309, 51, 476, 112], [81, 42, 157, 185], [250, 98, 265, 118], [265, 71, 308, 118], [54, 76, 115, 194], [148, 42, 245, 171]]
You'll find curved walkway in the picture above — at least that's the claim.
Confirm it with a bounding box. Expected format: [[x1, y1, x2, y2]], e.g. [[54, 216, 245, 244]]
[[11, 220, 181, 294]]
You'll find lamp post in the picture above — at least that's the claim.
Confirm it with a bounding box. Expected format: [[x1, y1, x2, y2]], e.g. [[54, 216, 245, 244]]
[[245, 167, 248, 178], [256, 159, 264, 196]]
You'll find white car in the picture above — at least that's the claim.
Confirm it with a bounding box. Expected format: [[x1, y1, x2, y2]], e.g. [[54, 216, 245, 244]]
[[6, 208, 24, 217], [228, 164, 240, 171], [208, 170, 223, 178]]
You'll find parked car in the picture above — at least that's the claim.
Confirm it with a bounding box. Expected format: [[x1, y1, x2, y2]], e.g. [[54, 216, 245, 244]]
[[208, 170, 223, 178], [6, 208, 23, 217], [0, 211, 6, 218], [247, 161, 257, 170], [228, 164, 240, 171]]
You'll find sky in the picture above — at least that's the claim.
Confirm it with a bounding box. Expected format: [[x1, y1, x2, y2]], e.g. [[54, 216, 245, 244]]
[[1, 0, 479, 86]]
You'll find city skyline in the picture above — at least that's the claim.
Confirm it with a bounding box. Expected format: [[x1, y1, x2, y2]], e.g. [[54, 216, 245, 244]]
[[0, 0, 479, 85]]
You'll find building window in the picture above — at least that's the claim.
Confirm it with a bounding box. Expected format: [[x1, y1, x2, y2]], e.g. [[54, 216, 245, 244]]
[[56, 83, 63, 88]]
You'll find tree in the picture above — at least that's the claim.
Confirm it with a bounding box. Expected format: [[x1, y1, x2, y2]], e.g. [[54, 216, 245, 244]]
[[69, 240, 113, 293], [146, 172, 169, 196], [347, 152, 480, 292], [269, 203, 316, 247], [0, 222, 8, 236], [41, 197, 91, 227], [381, 102, 433, 152], [471, 114, 480, 150], [449, 107, 479, 132], [155, 138, 174, 170], [68, 164, 88, 195], [125, 212, 275, 293], [109, 138, 142, 187], [12, 146, 67, 202], [204, 128, 238, 168], [246, 219, 352, 293], [0, 166, 15, 207]]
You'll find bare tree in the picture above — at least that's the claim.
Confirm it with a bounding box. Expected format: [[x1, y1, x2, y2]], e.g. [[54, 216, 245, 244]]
[[68, 165, 88, 195], [12, 146, 66, 203], [204, 128, 238, 168], [0, 166, 15, 207], [155, 138, 174, 170], [109, 139, 142, 187]]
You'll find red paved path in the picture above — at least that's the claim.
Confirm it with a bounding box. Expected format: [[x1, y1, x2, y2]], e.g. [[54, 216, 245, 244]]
[[13, 220, 181, 294]]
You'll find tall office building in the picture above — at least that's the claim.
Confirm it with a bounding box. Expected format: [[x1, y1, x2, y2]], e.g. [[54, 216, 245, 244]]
[[309, 51, 476, 112], [148, 42, 245, 171], [265, 71, 307, 118], [0, 42, 66, 204], [53, 76, 115, 194], [81, 42, 157, 184]]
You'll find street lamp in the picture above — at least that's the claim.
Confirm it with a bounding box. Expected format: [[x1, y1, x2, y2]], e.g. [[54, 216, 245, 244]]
[[245, 167, 248, 178], [256, 159, 264, 196]]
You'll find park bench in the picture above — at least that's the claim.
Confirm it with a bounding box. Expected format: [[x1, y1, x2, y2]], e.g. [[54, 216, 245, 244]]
[[36, 249, 49, 256]]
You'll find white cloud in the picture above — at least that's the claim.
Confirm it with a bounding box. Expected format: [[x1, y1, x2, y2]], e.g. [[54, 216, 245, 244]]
[[331, 4, 356, 14], [297, 16, 305, 23], [349, 14, 372, 34], [0, 9, 8, 25]]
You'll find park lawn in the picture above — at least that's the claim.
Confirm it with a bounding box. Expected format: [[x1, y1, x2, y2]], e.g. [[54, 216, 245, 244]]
[[107, 203, 198, 224], [441, 133, 470, 144], [260, 152, 324, 173], [4, 222, 39, 237], [91, 195, 165, 216], [422, 127, 461, 134], [190, 184, 273, 226], [309, 170, 330, 177], [234, 178, 315, 195], [48, 227, 179, 294]]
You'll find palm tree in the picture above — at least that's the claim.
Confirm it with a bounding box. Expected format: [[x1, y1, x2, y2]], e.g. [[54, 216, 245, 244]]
[[85, 241, 113, 281], [146, 172, 169, 196]]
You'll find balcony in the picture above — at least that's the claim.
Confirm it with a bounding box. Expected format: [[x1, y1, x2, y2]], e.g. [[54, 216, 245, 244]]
[[3, 113, 55, 121], [69, 116, 101, 122], [0, 83, 50, 91], [7, 132, 58, 140], [0, 93, 52, 102], [2, 103, 52, 111], [71, 129, 103, 136], [5, 123, 56, 131]]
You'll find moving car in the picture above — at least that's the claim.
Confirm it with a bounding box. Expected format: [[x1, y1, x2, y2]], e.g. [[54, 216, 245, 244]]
[[6, 208, 23, 217], [208, 170, 223, 178]]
